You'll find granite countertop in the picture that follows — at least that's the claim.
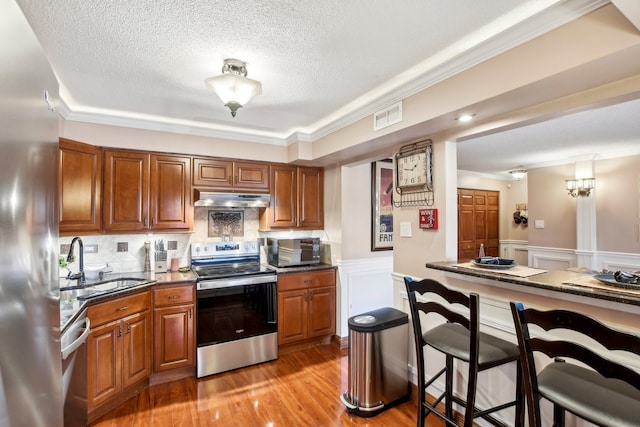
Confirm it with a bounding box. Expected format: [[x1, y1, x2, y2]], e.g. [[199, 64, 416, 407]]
[[59, 264, 337, 333], [425, 261, 640, 307], [270, 263, 337, 274], [60, 270, 196, 334]]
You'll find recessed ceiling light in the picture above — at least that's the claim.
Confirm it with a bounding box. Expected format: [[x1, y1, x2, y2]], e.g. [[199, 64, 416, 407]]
[[457, 114, 475, 123]]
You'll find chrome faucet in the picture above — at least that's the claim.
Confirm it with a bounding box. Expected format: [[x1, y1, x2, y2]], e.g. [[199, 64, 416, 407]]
[[66, 237, 85, 285]]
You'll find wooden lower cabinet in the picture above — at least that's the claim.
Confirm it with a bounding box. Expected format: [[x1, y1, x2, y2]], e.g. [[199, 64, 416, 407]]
[[87, 291, 151, 420], [152, 284, 195, 372], [277, 269, 336, 345]]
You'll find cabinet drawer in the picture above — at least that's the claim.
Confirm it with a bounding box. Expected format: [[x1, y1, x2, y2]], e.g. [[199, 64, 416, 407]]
[[278, 269, 335, 292], [88, 291, 151, 326], [153, 285, 194, 307]]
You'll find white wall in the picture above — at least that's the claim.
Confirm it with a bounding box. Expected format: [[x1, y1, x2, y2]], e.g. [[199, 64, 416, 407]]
[[336, 162, 394, 338]]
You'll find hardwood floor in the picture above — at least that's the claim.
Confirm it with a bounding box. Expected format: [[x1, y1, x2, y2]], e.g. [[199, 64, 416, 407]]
[[89, 342, 445, 426]]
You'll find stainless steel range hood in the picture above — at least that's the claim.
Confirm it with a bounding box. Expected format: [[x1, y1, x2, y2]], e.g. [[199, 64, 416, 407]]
[[194, 190, 271, 208]]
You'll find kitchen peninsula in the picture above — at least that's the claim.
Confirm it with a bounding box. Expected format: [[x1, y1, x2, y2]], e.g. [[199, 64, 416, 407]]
[[425, 261, 640, 308], [393, 262, 640, 426]]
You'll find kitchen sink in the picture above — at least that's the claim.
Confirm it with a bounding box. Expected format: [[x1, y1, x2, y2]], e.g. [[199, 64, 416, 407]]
[[88, 278, 148, 289], [62, 277, 153, 299]]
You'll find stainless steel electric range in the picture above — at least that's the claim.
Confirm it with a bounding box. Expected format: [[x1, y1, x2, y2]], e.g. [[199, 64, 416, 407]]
[[191, 241, 277, 378]]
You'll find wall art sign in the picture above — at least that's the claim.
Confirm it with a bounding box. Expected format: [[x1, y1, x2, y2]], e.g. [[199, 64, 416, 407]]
[[371, 160, 394, 251], [419, 208, 438, 230]]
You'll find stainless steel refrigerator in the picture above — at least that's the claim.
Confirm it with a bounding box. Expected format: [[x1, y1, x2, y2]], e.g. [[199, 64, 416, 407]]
[[0, 0, 62, 425]]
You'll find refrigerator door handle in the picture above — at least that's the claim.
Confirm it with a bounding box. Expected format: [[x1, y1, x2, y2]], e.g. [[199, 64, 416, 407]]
[[61, 318, 91, 360]]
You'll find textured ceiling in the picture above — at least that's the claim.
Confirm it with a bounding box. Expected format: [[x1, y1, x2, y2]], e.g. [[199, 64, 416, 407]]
[[15, 0, 640, 174], [17, 0, 572, 136]]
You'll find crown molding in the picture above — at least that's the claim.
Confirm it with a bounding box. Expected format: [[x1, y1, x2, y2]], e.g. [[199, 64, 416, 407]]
[[58, 0, 607, 149]]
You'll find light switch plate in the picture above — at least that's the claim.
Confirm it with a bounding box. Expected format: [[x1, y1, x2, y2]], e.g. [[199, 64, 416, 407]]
[[534, 220, 544, 229], [400, 221, 412, 237]]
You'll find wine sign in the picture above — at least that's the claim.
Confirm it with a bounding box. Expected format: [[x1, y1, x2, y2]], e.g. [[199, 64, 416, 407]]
[[419, 208, 438, 230]]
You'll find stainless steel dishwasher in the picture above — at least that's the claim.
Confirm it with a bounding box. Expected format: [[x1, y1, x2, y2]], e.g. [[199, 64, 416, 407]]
[[61, 309, 90, 427]]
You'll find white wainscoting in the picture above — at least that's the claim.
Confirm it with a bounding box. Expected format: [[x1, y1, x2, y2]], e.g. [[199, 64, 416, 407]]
[[500, 240, 528, 266], [528, 246, 640, 271], [336, 256, 394, 337]]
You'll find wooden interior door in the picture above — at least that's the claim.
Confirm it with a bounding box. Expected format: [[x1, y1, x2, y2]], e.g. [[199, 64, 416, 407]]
[[458, 189, 476, 260], [457, 189, 499, 260]]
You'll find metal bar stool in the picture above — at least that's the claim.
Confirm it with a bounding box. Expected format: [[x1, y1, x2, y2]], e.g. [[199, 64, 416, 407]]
[[404, 277, 524, 427], [510, 301, 640, 427]]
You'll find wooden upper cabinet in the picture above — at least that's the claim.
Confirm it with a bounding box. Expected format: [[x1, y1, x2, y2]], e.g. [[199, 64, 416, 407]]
[[103, 150, 149, 231], [192, 157, 269, 192], [298, 167, 324, 229], [104, 150, 191, 232], [266, 164, 297, 228], [260, 165, 324, 230], [150, 154, 192, 230], [58, 138, 102, 234]]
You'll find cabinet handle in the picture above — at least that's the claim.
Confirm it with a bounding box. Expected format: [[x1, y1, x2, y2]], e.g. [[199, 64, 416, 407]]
[[235, 175, 238, 184], [228, 176, 232, 184], [118, 325, 122, 337], [304, 291, 308, 301], [116, 306, 129, 311], [168, 295, 180, 301], [151, 217, 155, 226], [309, 290, 314, 300], [143, 216, 148, 227], [126, 323, 131, 334], [189, 308, 192, 319], [304, 280, 313, 284]]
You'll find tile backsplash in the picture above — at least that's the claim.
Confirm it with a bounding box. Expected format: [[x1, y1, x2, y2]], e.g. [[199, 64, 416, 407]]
[[59, 206, 327, 275]]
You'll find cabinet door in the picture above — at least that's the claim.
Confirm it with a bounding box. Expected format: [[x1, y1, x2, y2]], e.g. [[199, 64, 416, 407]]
[[297, 167, 324, 229], [307, 286, 335, 338], [277, 289, 308, 345], [234, 161, 269, 192], [269, 165, 297, 228], [192, 157, 233, 188], [59, 138, 103, 234], [149, 154, 192, 229], [122, 310, 152, 389], [87, 320, 122, 410], [103, 150, 149, 231], [153, 304, 194, 371]]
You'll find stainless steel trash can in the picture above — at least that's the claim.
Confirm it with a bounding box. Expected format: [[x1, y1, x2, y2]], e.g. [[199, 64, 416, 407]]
[[340, 307, 409, 417]]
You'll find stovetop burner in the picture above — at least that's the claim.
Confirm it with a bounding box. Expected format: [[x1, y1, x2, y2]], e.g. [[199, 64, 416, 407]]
[[190, 241, 275, 280], [193, 261, 274, 279]]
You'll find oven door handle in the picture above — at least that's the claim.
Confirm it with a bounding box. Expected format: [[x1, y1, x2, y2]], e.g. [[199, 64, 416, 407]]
[[197, 274, 277, 290]]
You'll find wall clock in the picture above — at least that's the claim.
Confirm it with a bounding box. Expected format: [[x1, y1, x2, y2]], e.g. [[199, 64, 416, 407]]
[[393, 139, 434, 207]]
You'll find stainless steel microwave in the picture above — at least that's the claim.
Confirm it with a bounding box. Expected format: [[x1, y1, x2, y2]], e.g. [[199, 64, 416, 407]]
[[266, 238, 321, 267]]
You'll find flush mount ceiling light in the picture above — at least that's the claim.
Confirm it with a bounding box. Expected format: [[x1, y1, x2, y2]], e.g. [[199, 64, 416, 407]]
[[205, 59, 262, 117], [566, 177, 595, 197], [456, 113, 475, 123], [509, 169, 527, 180]]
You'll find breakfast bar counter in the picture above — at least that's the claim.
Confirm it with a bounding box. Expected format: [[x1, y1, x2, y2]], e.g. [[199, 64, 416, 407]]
[[397, 261, 640, 426], [424, 261, 640, 308]]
